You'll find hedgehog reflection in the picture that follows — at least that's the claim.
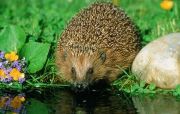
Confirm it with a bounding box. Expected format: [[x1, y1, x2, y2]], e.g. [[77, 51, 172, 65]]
[[52, 91, 136, 114]]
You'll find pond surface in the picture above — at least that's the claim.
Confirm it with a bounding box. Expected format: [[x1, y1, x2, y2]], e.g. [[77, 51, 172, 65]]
[[0, 89, 180, 114]]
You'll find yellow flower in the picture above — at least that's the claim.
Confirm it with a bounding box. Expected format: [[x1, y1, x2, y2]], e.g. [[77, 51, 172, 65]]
[[0, 99, 5, 108], [19, 96, 25, 102], [9, 68, 22, 81], [160, 0, 174, 10], [5, 52, 19, 62], [0, 97, 9, 108], [20, 73, 25, 78], [0, 69, 6, 78], [10, 96, 25, 109]]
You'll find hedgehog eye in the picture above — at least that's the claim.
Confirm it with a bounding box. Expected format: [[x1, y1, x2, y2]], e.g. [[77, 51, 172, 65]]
[[86, 67, 94, 81], [87, 67, 94, 74], [71, 67, 76, 80], [99, 52, 106, 63]]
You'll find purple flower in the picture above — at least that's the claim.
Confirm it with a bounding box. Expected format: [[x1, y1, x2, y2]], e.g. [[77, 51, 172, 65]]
[[19, 78, 25, 84], [5, 97, 11, 106], [5, 68, 12, 74], [13, 106, 22, 114], [12, 61, 21, 71], [5, 76, 12, 82], [0, 51, 4, 59], [12, 61, 19, 66], [0, 51, 27, 84], [2, 78, 8, 83], [2, 77, 12, 83], [0, 62, 3, 68], [3, 61, 8, 65]]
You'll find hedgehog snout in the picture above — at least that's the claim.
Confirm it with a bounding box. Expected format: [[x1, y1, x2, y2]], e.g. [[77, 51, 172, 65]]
[[72, 67, 94, 82], [71, 67, 94, 89], [72, 81, 90, 92]]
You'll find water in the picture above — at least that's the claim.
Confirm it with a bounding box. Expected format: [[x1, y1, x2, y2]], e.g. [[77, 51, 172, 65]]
[[0, 89, 180, 114]]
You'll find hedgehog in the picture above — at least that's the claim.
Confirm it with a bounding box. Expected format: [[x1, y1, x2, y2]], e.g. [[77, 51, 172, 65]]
[[55, 2, 141, 89]]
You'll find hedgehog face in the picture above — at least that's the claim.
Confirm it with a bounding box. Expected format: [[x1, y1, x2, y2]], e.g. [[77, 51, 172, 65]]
[[56, 49, 114, 89]]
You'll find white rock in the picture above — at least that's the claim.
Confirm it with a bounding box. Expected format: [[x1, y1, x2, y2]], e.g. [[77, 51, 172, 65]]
[[132, 33, 180, 89]]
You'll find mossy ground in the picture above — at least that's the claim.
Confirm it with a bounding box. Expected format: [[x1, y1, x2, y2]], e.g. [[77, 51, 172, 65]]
[[0, 0, 180, 94]]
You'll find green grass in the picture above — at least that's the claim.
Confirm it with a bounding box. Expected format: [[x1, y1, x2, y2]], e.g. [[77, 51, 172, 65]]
[[111, 0, 180, 96], [0, 0, 180, 94], [120, 0, 180, 43]]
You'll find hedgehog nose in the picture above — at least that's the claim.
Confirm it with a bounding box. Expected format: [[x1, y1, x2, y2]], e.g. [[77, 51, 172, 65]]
[[77, 84, 82, 89], [71, 83, 89, 92]]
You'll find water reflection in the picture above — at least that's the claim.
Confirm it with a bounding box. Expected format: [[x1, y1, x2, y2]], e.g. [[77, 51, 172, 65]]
[[2, 90, 180, 114], [0, 90, 136, 114], [0, 92, 26, 114], [47, 90, 136, 114], [133, 94, 180, 114]]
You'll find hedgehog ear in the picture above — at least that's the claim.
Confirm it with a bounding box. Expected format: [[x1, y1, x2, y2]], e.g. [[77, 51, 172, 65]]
[[99, 51, 106, 63]]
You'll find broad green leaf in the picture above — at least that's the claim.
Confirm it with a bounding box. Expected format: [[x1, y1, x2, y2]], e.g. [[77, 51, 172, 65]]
[[41, 26, 55, 43], [27, 98, 49, 114], [23, 18, 41, 40], [20, 42, 50, 73], [0, 25, 26, 52]]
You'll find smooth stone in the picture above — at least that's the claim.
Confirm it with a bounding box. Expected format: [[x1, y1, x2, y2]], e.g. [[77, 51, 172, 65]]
[[132, 33, 180, 89]]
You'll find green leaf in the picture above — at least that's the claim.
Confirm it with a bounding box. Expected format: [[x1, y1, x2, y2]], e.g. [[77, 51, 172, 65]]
[[41, 26, 55, 43], [174, 85, 180, 96], [140, 81, 146, 88], [27, 98, 49, 114], [149, 83, 156, 91], [20, 41, 50, 73], [131, 83, 139, 92], [0, 25, 26, 52]]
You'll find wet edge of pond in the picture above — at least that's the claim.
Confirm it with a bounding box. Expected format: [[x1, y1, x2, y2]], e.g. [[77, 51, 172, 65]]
[[0, 86, 137, 114], [27, 88, 136, 114], [2, 85, 180, 114]]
